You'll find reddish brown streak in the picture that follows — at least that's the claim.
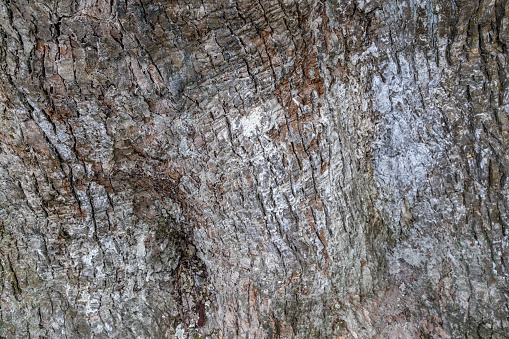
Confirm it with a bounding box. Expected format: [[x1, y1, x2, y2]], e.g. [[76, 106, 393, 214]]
[[197, 302, 205, 327]]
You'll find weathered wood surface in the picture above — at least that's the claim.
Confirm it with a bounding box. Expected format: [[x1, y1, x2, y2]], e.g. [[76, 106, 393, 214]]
[[0, 0, 508, 337]]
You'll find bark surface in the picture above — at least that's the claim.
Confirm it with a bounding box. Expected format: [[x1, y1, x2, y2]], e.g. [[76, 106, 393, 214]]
[[0, 0, 508, 338]]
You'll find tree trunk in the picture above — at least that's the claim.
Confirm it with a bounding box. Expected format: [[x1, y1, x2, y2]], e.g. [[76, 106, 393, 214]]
[[0, 0, 508, 337]]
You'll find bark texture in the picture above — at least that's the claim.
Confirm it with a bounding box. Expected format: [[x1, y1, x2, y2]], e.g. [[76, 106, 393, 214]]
[[0, 0, 508, 338]]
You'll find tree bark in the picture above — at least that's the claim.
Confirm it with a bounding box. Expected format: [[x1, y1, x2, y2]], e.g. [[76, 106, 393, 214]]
[[0, 0, 508, 338]]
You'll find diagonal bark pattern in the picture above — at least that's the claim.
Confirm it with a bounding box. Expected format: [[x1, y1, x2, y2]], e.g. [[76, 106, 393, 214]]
[[0, 0, 508, 337]]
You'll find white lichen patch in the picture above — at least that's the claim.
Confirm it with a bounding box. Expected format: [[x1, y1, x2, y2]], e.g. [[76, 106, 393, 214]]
[[175, 323, 186, 339], [238, 99, 279, 138], [240, 106, 264, 137]]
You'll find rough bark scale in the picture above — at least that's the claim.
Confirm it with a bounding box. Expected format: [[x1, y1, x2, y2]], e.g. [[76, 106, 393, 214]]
[[0, 0, 508, 338]]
